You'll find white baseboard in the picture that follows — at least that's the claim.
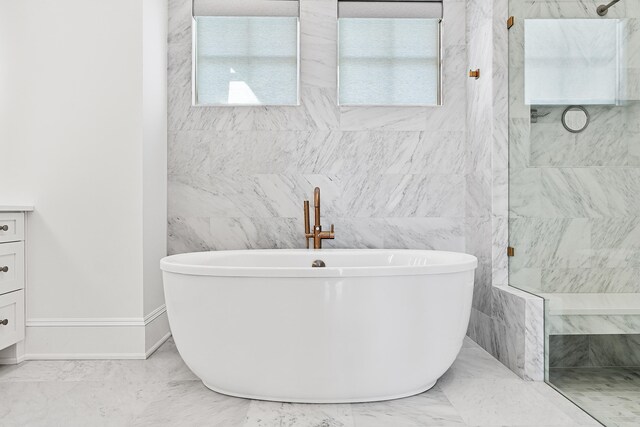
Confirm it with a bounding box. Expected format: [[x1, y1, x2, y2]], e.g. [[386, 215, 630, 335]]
[[0, 355, 25, 365], [146, 331, 172, 358], [24, 352, 148, 360], [144, 308, 171, 357], [0, 341, 25, 365], [22, 305, 171, 361], [26, 305, 167, 328]]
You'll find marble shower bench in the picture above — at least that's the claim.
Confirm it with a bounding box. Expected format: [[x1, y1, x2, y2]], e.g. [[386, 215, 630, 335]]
[[541, 293, 640, 335]]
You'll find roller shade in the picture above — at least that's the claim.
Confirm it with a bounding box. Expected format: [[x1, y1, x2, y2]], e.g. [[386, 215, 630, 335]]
[[193, 0, 299, 17], [338, 0, 442, 19]]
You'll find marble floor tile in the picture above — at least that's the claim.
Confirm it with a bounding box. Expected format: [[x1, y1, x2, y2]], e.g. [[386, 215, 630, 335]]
[[0, 339, 197, 385], [439, 347, 519, 382], [462, 336, 481, 349], [0, 338, 604, 427], [549, 367, 640, 427], [350, 386, 466, 427], [438, 377, 598, 426], [0, 380, 157, 427], [131, 380, 251, 427], [244, 400, 353, 427]]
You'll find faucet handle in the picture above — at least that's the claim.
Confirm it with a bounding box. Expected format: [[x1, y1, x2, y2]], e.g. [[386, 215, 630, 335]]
[[303, 200, 311, 249]]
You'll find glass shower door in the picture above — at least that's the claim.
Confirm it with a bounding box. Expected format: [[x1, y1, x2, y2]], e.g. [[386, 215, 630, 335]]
[[507, 1, 640, 425]]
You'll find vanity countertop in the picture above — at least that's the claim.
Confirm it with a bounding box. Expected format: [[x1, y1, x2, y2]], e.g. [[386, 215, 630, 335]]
[[0, 205, 34, 212]]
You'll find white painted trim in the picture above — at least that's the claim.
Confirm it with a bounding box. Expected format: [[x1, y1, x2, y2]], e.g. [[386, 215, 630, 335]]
[[24, 352, 148, 360], [144, 304, 167, 325], [0, 355, 25, 365], [146, 331, 171, 358], [26, 305, 166, 328], [22, 332, 172, 361]]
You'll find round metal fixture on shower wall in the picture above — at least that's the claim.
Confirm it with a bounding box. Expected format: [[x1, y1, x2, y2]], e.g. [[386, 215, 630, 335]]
[[597, 0, 621, 16], [562, 106, 590, 133]]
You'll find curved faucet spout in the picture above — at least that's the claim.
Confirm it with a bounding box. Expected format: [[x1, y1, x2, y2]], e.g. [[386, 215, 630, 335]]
[[303, 187, 335, 249]]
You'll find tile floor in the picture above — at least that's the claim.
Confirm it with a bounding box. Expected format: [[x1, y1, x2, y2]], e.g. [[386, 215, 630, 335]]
[[550, 367, 640, 427], [0, 337, 600, 427]]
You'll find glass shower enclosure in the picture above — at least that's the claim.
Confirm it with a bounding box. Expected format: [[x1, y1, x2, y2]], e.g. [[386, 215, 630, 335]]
[[508, 0, 640, 425]]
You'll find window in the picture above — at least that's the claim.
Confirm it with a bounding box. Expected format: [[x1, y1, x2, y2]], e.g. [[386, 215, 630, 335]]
[[193, 1, 299, 106], [338, 1, 442, 106]]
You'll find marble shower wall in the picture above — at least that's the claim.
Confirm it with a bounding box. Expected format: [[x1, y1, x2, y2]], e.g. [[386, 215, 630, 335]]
[[550, 334, 640, 368], [168, 0, 469, 254], [509, 0, 640, 295], [465, 0, 544, 381]]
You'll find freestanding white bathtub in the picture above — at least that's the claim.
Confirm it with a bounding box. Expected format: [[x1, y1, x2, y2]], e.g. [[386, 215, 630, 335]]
[[161, 249, 477, 403]]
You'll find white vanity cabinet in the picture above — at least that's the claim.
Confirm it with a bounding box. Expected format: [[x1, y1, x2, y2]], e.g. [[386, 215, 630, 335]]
[[0, 208, 31, 355]]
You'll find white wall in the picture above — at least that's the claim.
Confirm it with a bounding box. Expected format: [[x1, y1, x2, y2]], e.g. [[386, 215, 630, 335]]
[[142, 0, 170, 349], [0, 0, 168, 358]]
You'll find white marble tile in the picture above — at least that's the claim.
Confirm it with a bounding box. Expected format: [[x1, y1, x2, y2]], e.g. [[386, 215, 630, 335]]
[[443, 1, 466, 48], [209, 217, 304, 250], [321, 218, 385, 249], [168, 131, 211, 187], [0, 380, 157, 427], [529, 382, 602, 427], [132, 380, 251, 427], [440, 347, 519, 382], [168, 0, 191, 45], [383, 218, 465, 251], [472, 257, 493, 316], [300, 0, 337, 89], [508, 118, 530, 169], [540, 268, 640, 293], [509, 218, 592, 269], [440, 378, 583, 426], [339, 107, 430, 132], [350, 387, 466, 427], [244, 400, 353, 427], [548, 335, 590, 368], [467, 309, 494, 355], [465, 171, 492, 218], [524, 297, 545, 381], [491, 215, 509, 286]]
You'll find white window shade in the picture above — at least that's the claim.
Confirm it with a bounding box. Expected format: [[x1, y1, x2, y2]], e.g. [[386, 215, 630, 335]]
[[338, 1, 441, 106], [193, 0, 300, 106], [193, 0, 299, 17]]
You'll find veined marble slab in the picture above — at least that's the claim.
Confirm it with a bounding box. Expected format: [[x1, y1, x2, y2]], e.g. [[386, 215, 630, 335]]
[[543, 293, 640, 335], [548, 314, 640, 336], [541, 293, 640, 316]]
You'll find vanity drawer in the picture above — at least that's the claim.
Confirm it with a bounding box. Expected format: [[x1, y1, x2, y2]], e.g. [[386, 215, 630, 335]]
[[0, 212, 25, 243], [0, 290, 25, 351], [0, 242, 25, 295]]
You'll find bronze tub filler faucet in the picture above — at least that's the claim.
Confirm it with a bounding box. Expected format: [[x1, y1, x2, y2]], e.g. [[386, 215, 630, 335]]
[[304, 187, 335, 249]]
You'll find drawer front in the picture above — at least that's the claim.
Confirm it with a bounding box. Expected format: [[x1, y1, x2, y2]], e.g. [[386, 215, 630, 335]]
[[0, 212, 25, 243], [0, 290, 25, 351], [0, 242, 25, 295]]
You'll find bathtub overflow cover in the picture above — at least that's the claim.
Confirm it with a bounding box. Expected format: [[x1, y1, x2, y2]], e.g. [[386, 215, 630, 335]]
[[312, 260, 326, 268]]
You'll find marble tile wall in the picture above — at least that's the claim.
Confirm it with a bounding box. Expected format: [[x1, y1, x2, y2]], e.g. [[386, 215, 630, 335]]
[[508, 0, 640, 295], [465, 0, 544, 381], [168, 0, 469, 254], [550, 334, 640, 368]]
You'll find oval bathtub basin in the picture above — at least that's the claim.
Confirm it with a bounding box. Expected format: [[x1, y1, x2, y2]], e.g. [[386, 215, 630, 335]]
[[161, 249, 477, 403]]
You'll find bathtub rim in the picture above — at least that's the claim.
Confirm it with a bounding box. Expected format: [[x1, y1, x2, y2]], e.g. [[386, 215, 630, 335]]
[[160, 249, 477, 278]]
